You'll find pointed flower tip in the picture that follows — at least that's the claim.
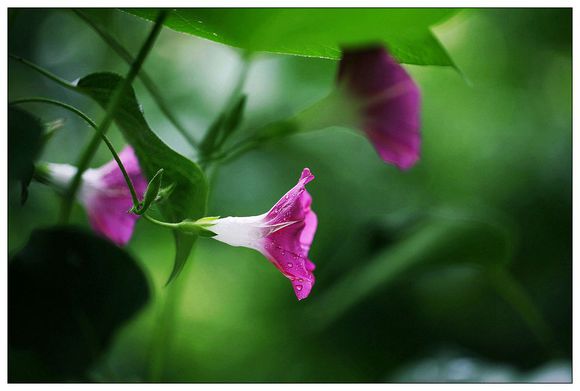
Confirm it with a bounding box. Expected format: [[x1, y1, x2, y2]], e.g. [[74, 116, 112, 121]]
[[293, 278, 314, 301], [387, 151, 420, 171], [338, 46, 421, 170], [300, 167, 315, 183]]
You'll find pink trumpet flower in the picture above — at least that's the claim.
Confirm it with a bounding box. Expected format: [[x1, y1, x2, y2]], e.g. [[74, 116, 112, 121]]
[[338, 46, 421, 169], [297, 46, 421, 170], [45, 146, 147, 246], [207, 168, 317, 300]]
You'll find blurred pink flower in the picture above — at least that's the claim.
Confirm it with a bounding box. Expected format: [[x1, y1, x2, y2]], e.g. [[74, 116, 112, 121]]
[[338, 46, 421, 169], [208, 168, 317, 300], [46, 146, 147, 246], [296, 46, 421, 170]]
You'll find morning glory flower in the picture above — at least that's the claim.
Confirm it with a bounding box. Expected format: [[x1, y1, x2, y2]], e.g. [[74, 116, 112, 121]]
[[296, 46, 421, 170], [206, 168, 317, 300], [44, 146, 147, 246]]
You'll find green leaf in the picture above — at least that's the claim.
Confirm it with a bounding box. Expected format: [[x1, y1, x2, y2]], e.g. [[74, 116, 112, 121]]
[[75, 72, 208, 283], [8, 107, 44, 201], [124, 8, 457, 65], [8, 226, 150, 380]]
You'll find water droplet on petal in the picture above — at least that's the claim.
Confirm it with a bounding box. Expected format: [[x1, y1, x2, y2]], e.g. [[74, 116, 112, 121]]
[[287, 262, 293, 268], [296, 285, 303, 291]]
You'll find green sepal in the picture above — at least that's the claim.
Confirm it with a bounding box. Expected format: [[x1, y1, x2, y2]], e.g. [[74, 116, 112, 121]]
[[42, 118, 65, 145], [155, 182, 176, 204], [175, 216, 219, 236], [133, 168, 163, 215], [198, 228, 217, 238]]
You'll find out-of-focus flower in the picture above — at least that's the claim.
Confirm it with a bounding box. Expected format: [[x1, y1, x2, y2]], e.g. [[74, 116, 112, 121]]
[[206, 168, 317, 300], [296, 46, 421, 170], [339, 46, 421, 169], [45, 146, 147, 246]]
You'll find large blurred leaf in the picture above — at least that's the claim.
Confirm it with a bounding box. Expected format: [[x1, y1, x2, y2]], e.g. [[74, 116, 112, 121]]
[[124, 8, 457, 66], [8, 227, 150, 381], [8, 107, 44, 203], [76, 73, 208, 283]]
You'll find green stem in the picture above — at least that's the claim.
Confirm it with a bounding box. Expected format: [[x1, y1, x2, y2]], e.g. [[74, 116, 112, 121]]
[[142, 214, 182, 230], [147, 258, 193, 381], [488, 267, 560, 357], [72, 9, 199, 150], [10, 97, 141, 209], [58, 10, 168, 223], [9, 54, 78, 92]]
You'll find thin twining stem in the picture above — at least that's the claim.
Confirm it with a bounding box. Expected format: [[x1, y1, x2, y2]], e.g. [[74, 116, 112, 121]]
[[10, 97, 141, 209], [9, 54, 77, 91], [72, 9, 199, 150], [59, 10, 168, 223]]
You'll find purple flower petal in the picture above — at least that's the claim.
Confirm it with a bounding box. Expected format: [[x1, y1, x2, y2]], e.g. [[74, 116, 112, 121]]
[[262, 168, 316, 300], [209, 168, 317, 300], [81, 146, 147, 246], [338, 46, 421, 170]]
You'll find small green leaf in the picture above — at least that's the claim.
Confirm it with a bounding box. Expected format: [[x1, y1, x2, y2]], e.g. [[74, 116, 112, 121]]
[[199, 113, 225, 157], [199, 94, 248, 161], [75, 72, 208, 283], [135, 168, 164, 215], [8, 226, 150, 380], [124, 8, 458, 66], [218, 94, 247, 146]]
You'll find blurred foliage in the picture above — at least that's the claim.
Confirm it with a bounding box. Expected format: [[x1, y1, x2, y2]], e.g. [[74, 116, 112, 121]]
[[8, 106, 43, 181], [8, 107, 44, 204], [76, 72, 208, 282], [8, 8, 571, 382], [9, 227, 150, 381]]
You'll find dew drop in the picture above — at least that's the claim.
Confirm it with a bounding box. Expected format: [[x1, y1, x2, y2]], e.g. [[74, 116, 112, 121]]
[[296, 285, 303, 291], [287, 262, 293, 268]]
